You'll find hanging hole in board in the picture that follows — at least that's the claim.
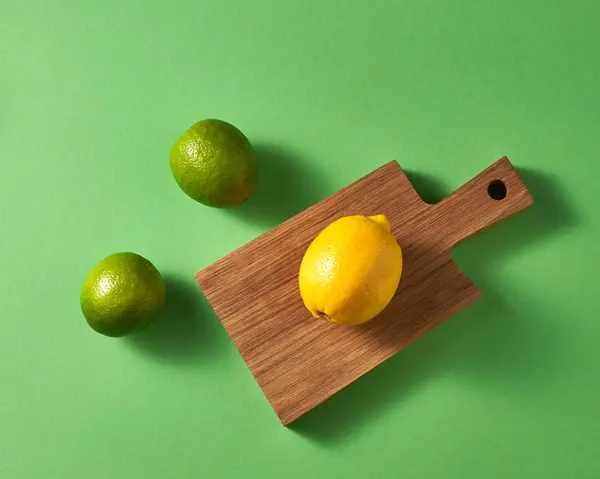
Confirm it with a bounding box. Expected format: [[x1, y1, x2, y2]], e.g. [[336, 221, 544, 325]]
[[488, 180, 507, 200]]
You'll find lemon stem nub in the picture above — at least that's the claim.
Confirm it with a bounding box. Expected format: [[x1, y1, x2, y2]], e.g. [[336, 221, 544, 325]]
[[317, 311, 331, 321]]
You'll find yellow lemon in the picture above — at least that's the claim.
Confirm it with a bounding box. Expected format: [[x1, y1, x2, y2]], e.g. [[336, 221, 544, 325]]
[[298, 214, 403, 326]]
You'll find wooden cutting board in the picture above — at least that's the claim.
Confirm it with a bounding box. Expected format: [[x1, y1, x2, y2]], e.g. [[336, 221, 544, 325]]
[[195, 157, 534, 425]]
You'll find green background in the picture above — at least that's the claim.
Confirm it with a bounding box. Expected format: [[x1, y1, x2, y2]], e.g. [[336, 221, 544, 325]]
[[2, 1, 599, 477]]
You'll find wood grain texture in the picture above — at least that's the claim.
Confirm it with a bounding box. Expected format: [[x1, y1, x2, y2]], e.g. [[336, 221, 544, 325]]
[[195, 157, 534, 425]]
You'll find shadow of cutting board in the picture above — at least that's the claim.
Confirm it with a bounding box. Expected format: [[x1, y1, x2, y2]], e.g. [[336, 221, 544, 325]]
[[195, 157, 534, 425]]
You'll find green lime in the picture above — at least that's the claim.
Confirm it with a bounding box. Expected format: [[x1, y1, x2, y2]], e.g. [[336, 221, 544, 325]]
[[169, 119, 258, 207], [80, 252, 166, 337]]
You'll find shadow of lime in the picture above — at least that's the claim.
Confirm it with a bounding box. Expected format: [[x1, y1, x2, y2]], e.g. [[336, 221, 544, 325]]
[[289, 167, 579, 442], [127, 275, 228, 365], [226, 143, 332, 228]]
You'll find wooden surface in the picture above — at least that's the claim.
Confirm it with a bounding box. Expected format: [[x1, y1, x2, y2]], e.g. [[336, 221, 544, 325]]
[[195, 157, 534, 425]]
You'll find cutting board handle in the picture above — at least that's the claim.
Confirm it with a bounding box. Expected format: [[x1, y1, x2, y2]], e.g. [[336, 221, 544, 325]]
[[432, 157, 534, 248]]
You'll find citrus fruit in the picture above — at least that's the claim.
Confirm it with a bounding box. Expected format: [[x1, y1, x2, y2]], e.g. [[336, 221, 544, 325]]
[[169, 119, 258, 207], [80, 252, 166, 337], [298, 215, 403, 326]]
